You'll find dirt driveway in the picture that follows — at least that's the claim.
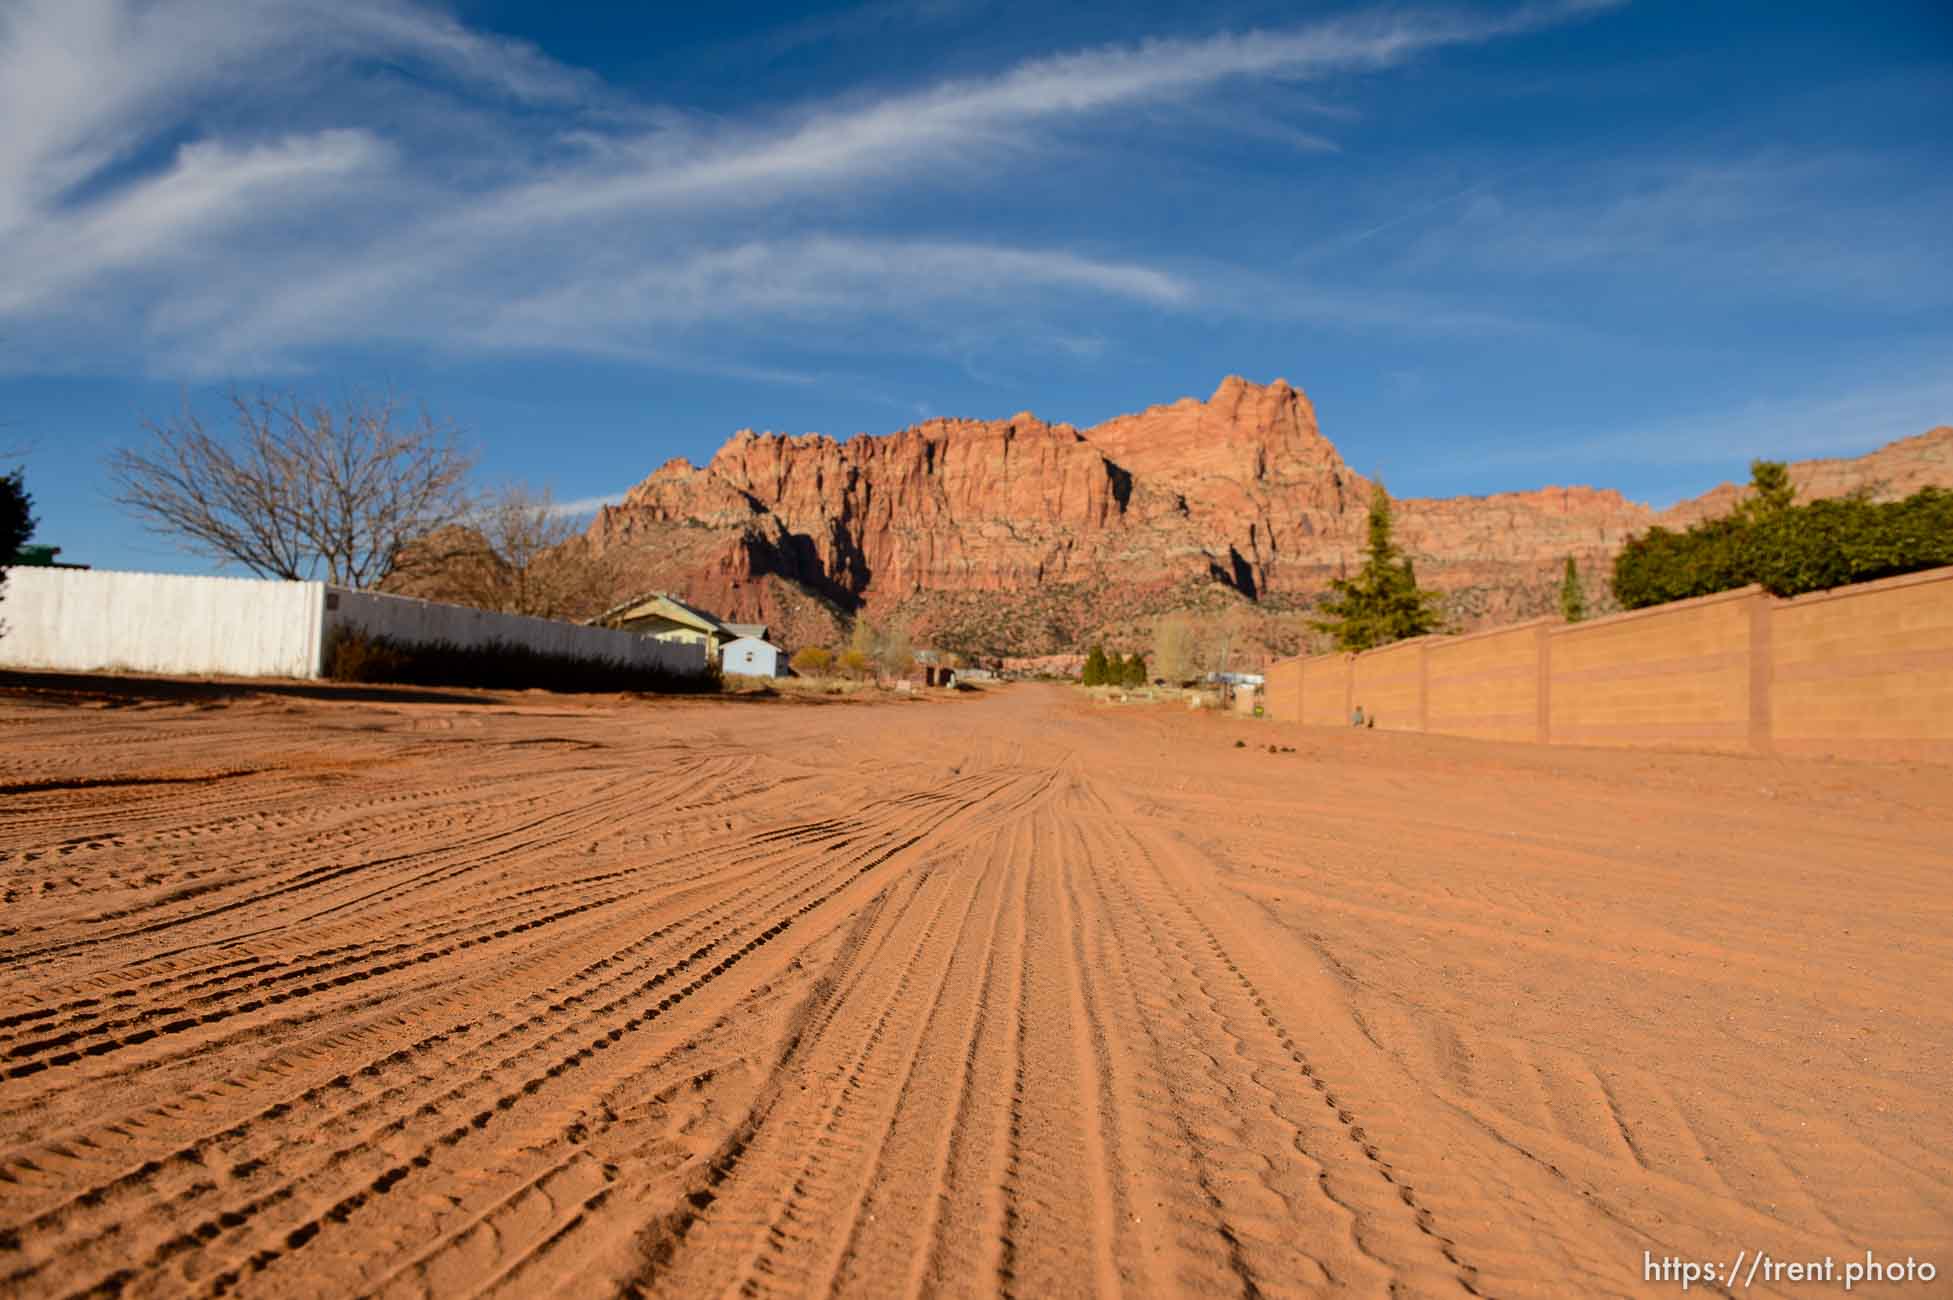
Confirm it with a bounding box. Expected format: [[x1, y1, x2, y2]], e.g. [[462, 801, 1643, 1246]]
[[2, 677, 1948, 1298]]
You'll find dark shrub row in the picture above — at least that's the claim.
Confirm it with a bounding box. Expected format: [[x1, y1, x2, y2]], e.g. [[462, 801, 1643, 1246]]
[[324, 627, 720, 694], [1614, 486, 1953, 609]]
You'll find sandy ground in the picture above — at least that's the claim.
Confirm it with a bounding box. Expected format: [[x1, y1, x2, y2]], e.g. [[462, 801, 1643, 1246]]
[[1, 673, 1949, 1299]]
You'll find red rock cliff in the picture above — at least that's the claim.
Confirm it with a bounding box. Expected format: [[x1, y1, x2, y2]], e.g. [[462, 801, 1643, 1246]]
[[583, 379, 1952, 656]]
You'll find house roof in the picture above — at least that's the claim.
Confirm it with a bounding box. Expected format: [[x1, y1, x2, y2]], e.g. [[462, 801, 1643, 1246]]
[[722, 635, 782, 652], [723, 621, 769, 640], [588, 591, 727, 633]]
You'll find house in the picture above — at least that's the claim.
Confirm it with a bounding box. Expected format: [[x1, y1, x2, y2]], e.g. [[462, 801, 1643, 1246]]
[[723, 621, 769, 642], [721, 635, 785, 678], [10, 545, 88, 569], [589, 592, 734, 657]]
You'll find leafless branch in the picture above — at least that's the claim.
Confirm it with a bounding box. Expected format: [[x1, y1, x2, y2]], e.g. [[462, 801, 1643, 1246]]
[[396, 484, 619, 620], [108, 391, 474, 588]]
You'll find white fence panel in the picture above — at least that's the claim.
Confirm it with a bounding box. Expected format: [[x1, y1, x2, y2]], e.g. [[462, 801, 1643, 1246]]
[[324, 589, 707, 675], [0, 569, 324, 678], [0, 569, 708, 681]]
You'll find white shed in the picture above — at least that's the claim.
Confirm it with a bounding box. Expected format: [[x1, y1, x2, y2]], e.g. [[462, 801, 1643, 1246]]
[[721, 635, 785, 678]]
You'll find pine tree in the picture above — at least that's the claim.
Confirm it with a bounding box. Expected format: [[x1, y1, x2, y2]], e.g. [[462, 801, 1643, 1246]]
[[1309, 485, 1443, 652], [1559, 555, 1587, 623], [1082, 644, 1108, 686], [1736, 459, 1795, 522], [0, 470, 35, 635], [1124, 652, 1148, 687]]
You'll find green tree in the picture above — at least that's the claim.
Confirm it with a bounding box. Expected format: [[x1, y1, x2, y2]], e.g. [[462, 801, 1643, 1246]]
[[1745, 488, 1953, 596], [1310, 485, 1444, 651], [1614, 470, 1953, 610], [1735, 459, 1795, 522], [1611, 515, 1750, 609], [1, 469, 36, 636], [1082, 644, 1108, 686], [0, 470, 32, 563], [1123, 652, 1149, 687], [1559, 555, 1587, 623]]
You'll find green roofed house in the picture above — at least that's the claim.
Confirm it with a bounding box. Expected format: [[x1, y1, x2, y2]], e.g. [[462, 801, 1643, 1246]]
[[589, 592, 737, 658], [10, 545, 87, 569]]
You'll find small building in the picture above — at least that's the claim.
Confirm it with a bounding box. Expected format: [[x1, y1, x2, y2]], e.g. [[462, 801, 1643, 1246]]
[[10, 544, 88, 569], [723, 621, 769, 642], [721, 635, 784, 678], [590, 592, 734, 657]]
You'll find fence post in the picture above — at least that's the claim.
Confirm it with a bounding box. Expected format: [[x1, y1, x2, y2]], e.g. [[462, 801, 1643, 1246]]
[[1749, 590, 1775, 755]]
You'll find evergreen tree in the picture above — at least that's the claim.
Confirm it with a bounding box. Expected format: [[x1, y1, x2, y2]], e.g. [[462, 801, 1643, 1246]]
[[0, 471, 31, 563], [0, 469, 35, 635], [1309, 485, 1443, 652], [1559, 555, 1587, 623], [1735, 459, 1795, 521], [1082, 644, 1108, 686], [1124, 652, 1149, 687]]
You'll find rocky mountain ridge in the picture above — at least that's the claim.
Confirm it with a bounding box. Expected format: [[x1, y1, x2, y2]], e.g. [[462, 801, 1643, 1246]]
[[581, 378, 1952, 660]]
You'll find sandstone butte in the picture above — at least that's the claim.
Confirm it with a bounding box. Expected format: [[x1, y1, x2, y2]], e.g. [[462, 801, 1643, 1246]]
[[579, 376, 1953, 661]]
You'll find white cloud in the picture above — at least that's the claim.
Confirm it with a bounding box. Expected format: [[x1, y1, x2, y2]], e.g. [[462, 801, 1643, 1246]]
[[1471, 370, 1953, 473], [0, 0, 1622, 376], [1396, 153, 1953, 309], [545, 492, 626, 518], [0, 130, 389, 315], [464, 0, 1621, 233]]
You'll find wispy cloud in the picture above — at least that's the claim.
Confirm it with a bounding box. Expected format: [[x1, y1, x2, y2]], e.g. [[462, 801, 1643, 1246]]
[[0, 0, 1621, 377], [1392, 152, 1953, 310], [1465, 369, 1953, 474], [546, 492, 626, 518]]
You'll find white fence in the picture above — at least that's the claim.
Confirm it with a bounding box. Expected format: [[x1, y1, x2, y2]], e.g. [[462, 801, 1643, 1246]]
[[0, 569, 326, 677], [0, 568, 705, 680], [324, 589, 702, 675]]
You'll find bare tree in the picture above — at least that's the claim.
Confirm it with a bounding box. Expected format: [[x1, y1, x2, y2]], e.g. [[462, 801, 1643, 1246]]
[[414, 484, 618, 620], [108, 391, 473, 589], [876, 622, 915, 678], [1151, 612, 1200, 683]]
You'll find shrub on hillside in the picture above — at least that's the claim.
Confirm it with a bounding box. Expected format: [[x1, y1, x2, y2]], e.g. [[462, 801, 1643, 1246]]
[[324, 628, 720, 694]]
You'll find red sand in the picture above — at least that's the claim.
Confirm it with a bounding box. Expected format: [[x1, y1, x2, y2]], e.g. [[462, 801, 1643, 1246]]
[[1, 676, 1948, 1297]]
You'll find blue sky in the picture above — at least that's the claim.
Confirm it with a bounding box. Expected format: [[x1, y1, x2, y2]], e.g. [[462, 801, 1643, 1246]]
[[2, 0, 1949, 573]]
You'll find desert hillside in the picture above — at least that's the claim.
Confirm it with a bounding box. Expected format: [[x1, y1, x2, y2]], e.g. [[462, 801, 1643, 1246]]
[[582, 378, 1952, 659]]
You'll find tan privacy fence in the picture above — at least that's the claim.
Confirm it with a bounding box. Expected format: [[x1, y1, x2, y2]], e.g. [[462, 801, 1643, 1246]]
[[1261, 565, 1953, 761]]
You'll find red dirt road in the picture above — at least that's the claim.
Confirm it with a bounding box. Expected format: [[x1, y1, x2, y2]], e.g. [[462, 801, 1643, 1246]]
[[2, 678, 1949, 1298]]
